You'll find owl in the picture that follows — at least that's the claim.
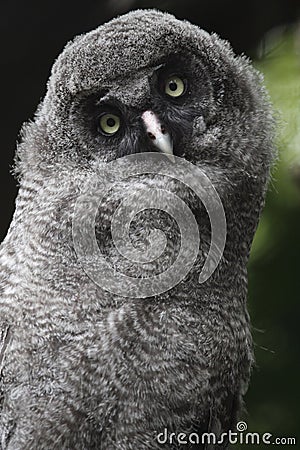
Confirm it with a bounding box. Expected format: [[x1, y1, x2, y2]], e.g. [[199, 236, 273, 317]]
[[0, 9, 274, 450]]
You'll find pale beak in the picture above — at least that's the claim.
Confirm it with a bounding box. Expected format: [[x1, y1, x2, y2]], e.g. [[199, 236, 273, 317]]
[[141, 110, 175, 162]]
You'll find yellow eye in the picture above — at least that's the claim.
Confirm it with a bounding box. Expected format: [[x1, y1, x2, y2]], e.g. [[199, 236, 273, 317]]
[[99, 113, 120, 135], [165, 76, 185, 97]]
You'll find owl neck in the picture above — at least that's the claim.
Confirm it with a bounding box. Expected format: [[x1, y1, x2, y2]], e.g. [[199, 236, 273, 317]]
[[3, 170, 260, 306]]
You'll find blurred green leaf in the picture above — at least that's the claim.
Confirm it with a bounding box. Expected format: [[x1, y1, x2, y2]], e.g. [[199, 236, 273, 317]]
[[236, 28, 300, 449]]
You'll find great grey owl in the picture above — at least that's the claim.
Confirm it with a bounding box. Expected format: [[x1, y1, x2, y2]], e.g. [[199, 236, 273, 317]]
[[0, 9, 274, 450]]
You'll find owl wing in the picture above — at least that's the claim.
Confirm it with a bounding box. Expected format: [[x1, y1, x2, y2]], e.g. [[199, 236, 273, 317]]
[[205, 392, 240, 450]]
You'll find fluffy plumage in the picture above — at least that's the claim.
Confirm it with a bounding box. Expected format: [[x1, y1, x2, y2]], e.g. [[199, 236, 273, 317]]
[[0, 9, 274, 449]]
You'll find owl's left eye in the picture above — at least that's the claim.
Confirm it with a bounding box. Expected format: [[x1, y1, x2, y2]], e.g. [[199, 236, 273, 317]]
[[99, 113, 121, 135], [164, 76, 186, 98]]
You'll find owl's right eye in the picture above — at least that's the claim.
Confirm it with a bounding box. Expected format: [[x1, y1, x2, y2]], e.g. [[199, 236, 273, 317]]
[[164, 76, 186, 98], [99, 113, 121, 135]]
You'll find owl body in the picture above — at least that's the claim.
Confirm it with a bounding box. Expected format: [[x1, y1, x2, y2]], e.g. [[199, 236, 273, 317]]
[[0, 10, 274, 449]]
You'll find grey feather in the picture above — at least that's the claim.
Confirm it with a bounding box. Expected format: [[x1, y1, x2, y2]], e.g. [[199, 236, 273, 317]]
[[0, 9, 275, 449]]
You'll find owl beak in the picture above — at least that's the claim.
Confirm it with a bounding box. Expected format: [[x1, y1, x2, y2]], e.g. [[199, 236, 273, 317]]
[[141, 111, 175, 162]]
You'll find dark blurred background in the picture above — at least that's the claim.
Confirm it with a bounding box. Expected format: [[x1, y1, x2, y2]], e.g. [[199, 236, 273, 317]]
[[1, 1, 300, 447]]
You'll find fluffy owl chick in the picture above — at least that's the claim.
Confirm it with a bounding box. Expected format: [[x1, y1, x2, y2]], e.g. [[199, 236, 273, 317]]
[[0, 9, 274, 450]]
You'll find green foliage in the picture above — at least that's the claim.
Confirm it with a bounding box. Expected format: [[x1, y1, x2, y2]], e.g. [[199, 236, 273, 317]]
[[237, 29, 300, 448]]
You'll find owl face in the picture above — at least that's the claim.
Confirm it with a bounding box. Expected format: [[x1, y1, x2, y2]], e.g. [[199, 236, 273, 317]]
[[70, 54, 214, 162]]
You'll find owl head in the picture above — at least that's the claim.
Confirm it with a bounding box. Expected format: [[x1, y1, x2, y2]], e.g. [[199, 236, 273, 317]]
[[17, 9, 273, 170]]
